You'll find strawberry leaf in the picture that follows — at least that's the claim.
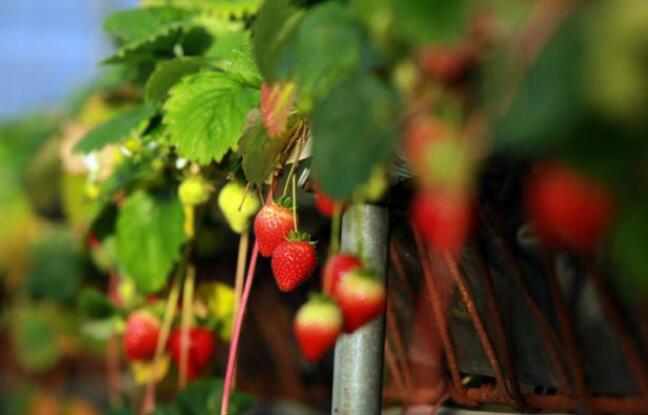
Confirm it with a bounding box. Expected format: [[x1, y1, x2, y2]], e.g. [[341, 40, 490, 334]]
[[115, 191, 186, 293], [146, 57, 207, 104], [239, 111, 293, 184], [163, 71, 260, 164], [260, 83, 296, 137], [74, 104, 156, 154], [311, 74, 400, 198]]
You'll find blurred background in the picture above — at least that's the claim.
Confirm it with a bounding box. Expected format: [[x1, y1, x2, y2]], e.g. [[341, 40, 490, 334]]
[[0, 0, 135, 119]]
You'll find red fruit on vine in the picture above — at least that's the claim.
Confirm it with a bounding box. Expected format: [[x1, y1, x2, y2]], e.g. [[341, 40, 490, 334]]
[[254, 202, 296, 257], [123, 311, 160, 361], [335, 270, 386, 333], [525, 163, 615, 253], [322, 253, 362, 297], [314, 188, 342, 218], [294, 296, 342, 362], [420, 46, 473, 83], [411, 190, 473, 253], [168, 327, 216, 379], [271, 232, 317, 292], [404, 117, 469, 190]]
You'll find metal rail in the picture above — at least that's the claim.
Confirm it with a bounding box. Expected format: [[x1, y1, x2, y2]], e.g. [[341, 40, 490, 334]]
[[332, 204, 389, 415]]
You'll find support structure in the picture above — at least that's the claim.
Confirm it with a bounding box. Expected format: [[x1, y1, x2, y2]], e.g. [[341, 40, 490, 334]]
[[332, 204, 389, 415]]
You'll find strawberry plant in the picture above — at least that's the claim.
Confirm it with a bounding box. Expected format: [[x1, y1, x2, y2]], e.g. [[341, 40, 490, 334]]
[[1, 0, 647, 413]]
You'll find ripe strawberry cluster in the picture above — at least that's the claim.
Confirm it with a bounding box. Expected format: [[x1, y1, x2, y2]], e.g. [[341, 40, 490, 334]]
[[295, 253, 386, 362], [123, 311, 216, 380], [253, 193, 386, 363], [405, 116, 615, 255]]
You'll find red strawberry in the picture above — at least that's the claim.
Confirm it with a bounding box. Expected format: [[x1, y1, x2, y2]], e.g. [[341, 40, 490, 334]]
[[123, 310, 160, 361], [322, 253, 362, 297], [314, 187, 344, 218], [168, 327, 216, 379], [420, 45, 474, 83], [525, 162, 615, 253], [335, 270, 386, 333], [404, 117, 469, 190], [254, 202, 296, 257], [271, 232, 317, 292], [412, 190, 473, 253], [294, 296, 342, 362]]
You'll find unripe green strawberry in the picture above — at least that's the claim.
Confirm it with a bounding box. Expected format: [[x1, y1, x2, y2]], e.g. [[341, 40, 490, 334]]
[[178, 176, 211, 207], [335, 270, 386, 333], [218, 181, 260, 233], [123, 310, 160, 361], [294, 296, 342, 362], [168, 327, 216, 380], [322, 253, 362, 297], [271, 232, 317, 292], [525, 162, 615, 253], [254, 201, 295, 257]]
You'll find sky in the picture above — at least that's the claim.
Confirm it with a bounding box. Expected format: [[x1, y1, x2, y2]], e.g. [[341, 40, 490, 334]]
[[0, 0, 137, 120]]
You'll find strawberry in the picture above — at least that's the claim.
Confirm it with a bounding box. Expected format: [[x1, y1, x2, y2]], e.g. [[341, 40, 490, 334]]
[[314, 188, 342, 218], [335, 270, 386, 333], [322, 253, 362, 297], [218, 181, 260, 233], [271, 232, 317, 292], [294, 296, 342, 362], [168, 327, 216, 379], [254, 201, 296, 257], [525, 162, 615, 253], [420, 45, 474, 83], [178, 175, 211, 207], [411, 190, 473, 253], [123, 310, 160, 361], [404, 117, 469, 190]]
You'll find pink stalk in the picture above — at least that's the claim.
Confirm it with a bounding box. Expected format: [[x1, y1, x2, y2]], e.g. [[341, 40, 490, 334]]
[[220, 242, 260, 415], [221, 184, 275, 415]]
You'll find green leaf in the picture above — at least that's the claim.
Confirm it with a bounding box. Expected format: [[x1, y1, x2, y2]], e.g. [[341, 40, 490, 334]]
[[252, 0, 305, 81], [174, 378, 254, 415], [280, 2, 364, 108], [115, 191, 186, 293], [11, 305, 63, 372], [311, 74, 400, 198], [24, 227, 82, 304], [217, 40, 263, 87], [163, 71, 260, 164], [392, 0, 473, 45], [143, 0, 263, 17], [239, 110, 292, 184], [490, 10, 586, 154], [79, 288, 117, 319], [103, 24, 212, 65], [74, 104, 156, 154], [146, 57, 207, 104], [611, 205, 648, 298], [104, 6, 195, 43]]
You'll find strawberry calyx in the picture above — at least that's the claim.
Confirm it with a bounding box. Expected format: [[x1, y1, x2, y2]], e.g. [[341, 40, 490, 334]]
[[308, 292, 336, 305], [286, 230, 316, 244], [275, 195, 293, 209]]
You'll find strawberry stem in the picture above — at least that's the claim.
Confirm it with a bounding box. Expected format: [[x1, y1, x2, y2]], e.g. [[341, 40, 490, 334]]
[[178, 265, 195, 389], [291, 174, 298, 231], [330, 202, 342, 256], [141, 272, 181, 415], [221, 185, 275, 415]]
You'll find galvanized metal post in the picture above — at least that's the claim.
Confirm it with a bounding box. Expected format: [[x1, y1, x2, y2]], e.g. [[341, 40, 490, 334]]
[[332, 204, 389, 415]]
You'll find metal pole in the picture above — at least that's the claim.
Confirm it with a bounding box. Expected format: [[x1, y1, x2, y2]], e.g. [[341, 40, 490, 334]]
[[332, 204, 389, 415]]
